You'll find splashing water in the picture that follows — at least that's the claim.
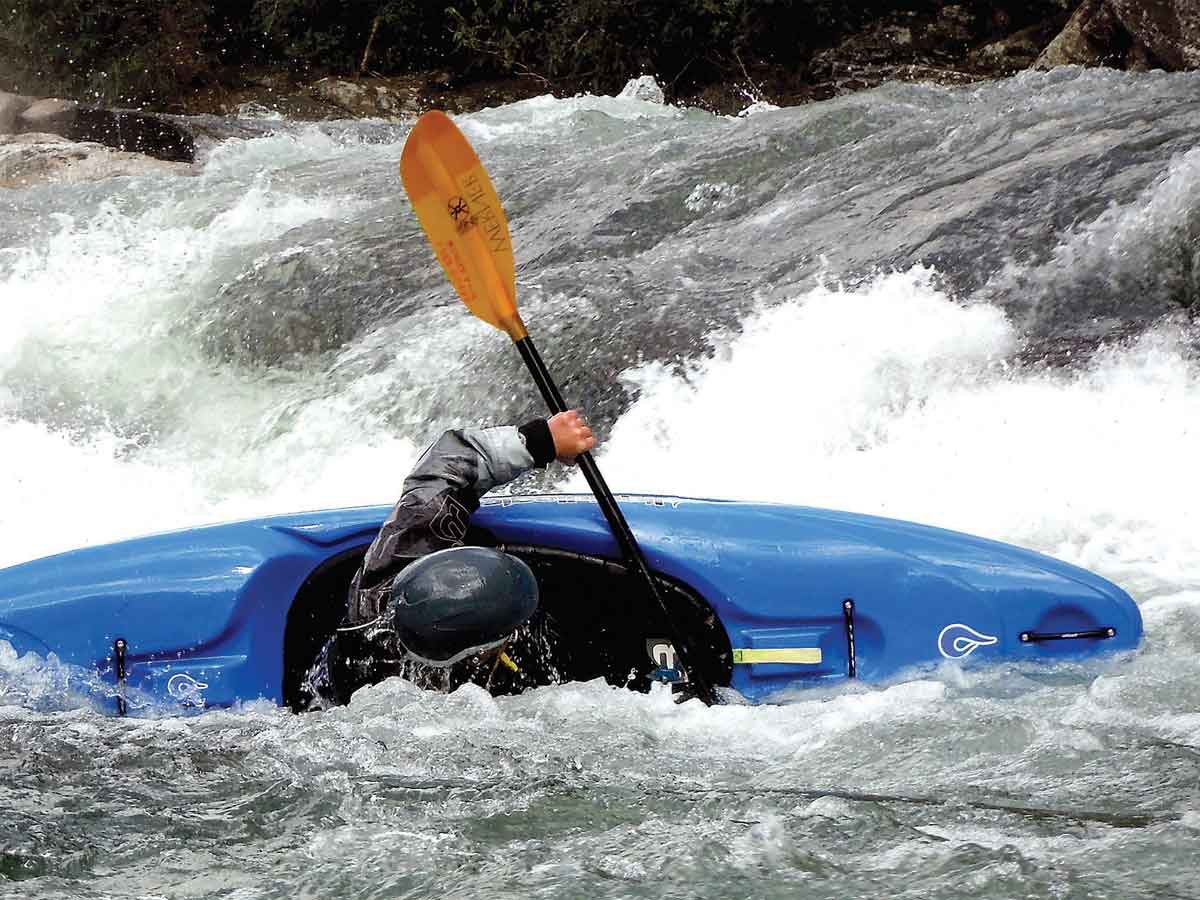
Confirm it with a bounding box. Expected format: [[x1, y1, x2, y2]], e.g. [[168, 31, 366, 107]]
[[1, 70, 1199, 898]]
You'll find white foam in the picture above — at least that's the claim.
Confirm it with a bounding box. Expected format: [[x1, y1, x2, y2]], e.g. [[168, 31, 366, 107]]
[[618, 75, 666, 104], [0, 412, 418, 568], [577, 267, 1200, 590], [0, 179, 360, 372], [0, 155, 393, 566], [460, 85, 687, 144], [200, 124, 384, 178], [737, 100, 781, 118], [0, 639, 114, 711], [1011, 145, 1200, 291], [246, 674, 947, 781]]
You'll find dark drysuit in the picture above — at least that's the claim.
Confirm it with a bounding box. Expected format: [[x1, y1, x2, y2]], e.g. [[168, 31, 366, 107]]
[[306, 419, 556, 707]]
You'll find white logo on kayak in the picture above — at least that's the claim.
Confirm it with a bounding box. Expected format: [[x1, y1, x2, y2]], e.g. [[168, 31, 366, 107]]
[[938, 623, 998, 660], [647, 640, 677, 670], [167, 673, 209, 705]]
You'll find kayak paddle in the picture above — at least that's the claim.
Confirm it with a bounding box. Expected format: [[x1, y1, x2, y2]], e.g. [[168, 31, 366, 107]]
[[399, 110, 715, 704]]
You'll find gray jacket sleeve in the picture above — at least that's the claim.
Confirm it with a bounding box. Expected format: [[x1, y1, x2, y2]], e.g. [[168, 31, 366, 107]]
[[346, 419, 556, 624]]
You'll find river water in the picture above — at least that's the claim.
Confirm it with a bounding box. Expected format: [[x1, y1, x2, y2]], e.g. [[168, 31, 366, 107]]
[[1, 68, 1199, 898]]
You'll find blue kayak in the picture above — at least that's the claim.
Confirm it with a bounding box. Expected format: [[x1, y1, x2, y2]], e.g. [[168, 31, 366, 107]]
[[0, 495, 1141, 714]]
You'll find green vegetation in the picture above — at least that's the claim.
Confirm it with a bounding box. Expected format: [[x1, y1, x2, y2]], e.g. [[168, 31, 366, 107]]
[[0, 0, 1065, 108], [443, 0, 828, 86], [0, 0, 213, 104]]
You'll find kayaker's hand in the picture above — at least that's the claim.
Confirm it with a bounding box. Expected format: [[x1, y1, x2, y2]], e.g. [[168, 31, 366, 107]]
[[548, 410, 595, 466]]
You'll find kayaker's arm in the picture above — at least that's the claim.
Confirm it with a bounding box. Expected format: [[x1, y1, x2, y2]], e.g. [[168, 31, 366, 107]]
[[348, 411, 595, 624], [304, 412, 594, 709]]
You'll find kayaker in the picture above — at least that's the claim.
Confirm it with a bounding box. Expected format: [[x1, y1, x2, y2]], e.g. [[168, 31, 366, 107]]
[[306, 410, 596, 707]]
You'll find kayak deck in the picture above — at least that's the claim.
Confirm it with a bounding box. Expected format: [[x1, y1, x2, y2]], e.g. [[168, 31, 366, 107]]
[[0, 495, 1141, 713]]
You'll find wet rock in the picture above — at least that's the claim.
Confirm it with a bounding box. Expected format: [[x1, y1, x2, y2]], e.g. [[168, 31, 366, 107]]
[[1, 90, 196, 186], [17, 98, 78, 134], [1034, 0, 1200, 71], [805, 8, 993, 97], [0, 133, 194, 189], [312, 77, 370, 112], [180, 71, 432, 119], [809, 13, 927, 79], [416, 75, 551, 114], [310, 76, 420, 117], [1109, 0, 1200, 69], [1125, 37, 1163, 70], [925, 4, 979, 49], [800, 3, 1074, 96], [1034, 0, 1131, 68], [70, 108, 195, 163], [9, 96, 194, 163], [971, 19, 1069, 73], [0, 92, 34, 135]]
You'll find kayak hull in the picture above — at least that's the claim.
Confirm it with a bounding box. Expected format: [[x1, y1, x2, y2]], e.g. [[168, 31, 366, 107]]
[[0, 496, 1141, 713]]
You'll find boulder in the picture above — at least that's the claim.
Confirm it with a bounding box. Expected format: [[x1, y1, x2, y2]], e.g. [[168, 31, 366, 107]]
[[373, 82, 418, 115], [313, 77, 370, 112], [0, 92, 34, 136], [1034, 0, 1199, 71], [70, 108, 195, 163], [971, 19, 1065, 72], [17, 98, 78, 134], [805, 7, 994, 94], [1124, 37, 1163, 70], [13, 97, 194, 163], [1, 94, 197, 187], [1109, 0, 1200, 69], [0, 133, 194, 189], [926, 4, 978, 48], [1033, 0, 1130, 68], [310, 76, 420, 117]]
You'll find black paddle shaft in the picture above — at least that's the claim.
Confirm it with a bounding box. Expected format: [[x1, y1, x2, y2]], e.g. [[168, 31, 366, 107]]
[[513, 336, 715, 703]]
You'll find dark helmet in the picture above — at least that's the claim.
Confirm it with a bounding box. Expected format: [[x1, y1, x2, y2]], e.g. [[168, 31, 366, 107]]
[[389, 546, 539, 667]]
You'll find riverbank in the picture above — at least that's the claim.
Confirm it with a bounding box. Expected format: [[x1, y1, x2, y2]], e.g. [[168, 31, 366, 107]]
[[1, 0, 1197, 190], [169, 1, 1199, 119], [3, 1, 1197, 122]]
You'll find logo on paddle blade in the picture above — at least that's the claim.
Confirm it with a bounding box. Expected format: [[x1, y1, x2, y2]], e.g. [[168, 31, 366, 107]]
[[937, 623, 998, 660], [447, 196, 476, 233]]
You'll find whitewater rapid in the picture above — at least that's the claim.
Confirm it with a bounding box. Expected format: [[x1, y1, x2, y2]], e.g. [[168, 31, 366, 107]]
[[1, 68, 1198, 899]]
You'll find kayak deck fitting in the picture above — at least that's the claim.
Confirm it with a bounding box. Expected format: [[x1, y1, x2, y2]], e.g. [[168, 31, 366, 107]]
[[0, 495, 1141, 714]]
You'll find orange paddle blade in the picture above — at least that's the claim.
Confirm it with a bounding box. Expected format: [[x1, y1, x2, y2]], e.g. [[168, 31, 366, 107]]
[[399, 110, 526, 340]]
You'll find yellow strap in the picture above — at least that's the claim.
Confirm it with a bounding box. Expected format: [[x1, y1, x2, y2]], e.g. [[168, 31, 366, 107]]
[[732, 648, 822, 665], [498, 650, 520, 673]]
